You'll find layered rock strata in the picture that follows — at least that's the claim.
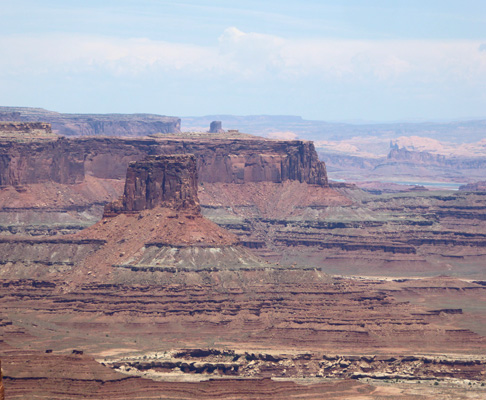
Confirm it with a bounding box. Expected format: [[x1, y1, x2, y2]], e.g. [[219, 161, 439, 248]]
[[0, 122, 56, 139], [103, 155, 199, 216], [76, 154, 262, 274], [0, 359, 3, 400], [460, 181, 486, 191], [0, 276, 484, 357], [0, 137, 327, 186], [0, 136, 328, 186], [0, 348, 393, 400], [201, 185, 486, 277], [0, 107, 181, 136], [0, 135, 330, 238], [0, 138, 85, 186], [110, 349, 486, 382]]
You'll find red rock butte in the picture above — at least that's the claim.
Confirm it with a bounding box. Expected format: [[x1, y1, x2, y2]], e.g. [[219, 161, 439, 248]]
[[103, 154, 200, 216], [76, 154, 262, 276]]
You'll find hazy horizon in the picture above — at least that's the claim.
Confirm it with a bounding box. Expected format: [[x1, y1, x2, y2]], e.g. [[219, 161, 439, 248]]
[[1, 1, 486, 122]]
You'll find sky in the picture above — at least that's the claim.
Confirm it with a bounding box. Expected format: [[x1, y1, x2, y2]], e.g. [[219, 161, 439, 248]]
[[1, 0, 486, 122]]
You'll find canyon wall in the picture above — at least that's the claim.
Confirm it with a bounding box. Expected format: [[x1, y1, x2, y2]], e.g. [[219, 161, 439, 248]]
[[0, 122, 56, 138], [0, 138, 85, 186], [0, 137, 328, 187], [0, 107, 181, 136], [320, 144, 486, 185]]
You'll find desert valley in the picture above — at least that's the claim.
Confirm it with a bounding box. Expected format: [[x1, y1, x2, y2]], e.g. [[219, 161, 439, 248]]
[[0, 108, 484, 399]]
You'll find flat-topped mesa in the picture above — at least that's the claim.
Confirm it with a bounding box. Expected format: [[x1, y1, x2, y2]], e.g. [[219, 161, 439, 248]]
[[103, 155, 200, 217], [0, 107, 181, 136], [0, 136, 329, 187], [0, 122, 57, 139]]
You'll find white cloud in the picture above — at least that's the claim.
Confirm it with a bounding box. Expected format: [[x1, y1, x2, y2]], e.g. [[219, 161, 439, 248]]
[[0, 28, 486, 88]]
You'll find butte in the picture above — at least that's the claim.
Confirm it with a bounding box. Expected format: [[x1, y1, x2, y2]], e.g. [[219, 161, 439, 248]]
[[73, 154, 263, 283]]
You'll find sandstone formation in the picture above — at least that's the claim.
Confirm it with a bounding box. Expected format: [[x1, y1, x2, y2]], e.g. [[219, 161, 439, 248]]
[[103, 155, 200, 216], [460, 181, 486, 191], [0, 122, 56, 139], [0, 136, 328, 186], [0, 359, 4, 400], [319, 143, 486, 186], [0, 120, 485, 398], [0, 137, 85, 186], [0, 107, 181, 136], [209, 121, 224, 133], [0, 347, 414, 400], [75, 154, 261, 276], [0, 275, 485, 399], [111, 349, 486, 382], [0, 132, 330, 240]]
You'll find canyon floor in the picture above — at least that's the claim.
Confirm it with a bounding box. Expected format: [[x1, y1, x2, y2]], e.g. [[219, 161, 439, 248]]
[[0, 127, 485, 399]]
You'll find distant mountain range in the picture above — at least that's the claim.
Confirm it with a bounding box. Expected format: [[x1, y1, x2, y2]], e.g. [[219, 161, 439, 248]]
[[183, 115, 486, 143], [0, 107, 484, 144]]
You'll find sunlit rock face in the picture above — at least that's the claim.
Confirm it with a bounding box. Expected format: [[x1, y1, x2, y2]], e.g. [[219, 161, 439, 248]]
[[103, 154, 200, 216]]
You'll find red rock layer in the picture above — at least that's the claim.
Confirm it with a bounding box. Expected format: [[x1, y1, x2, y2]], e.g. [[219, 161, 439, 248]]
[[103, 155, 200, 216], [0, 359, 4, 400], [0, 136, 328, 187], [0, 107, 181, 136], [0, 122, 54, 138], [76, 207, 239, 277], [1, 350, 382, 400], [1, 274, 483, 355]]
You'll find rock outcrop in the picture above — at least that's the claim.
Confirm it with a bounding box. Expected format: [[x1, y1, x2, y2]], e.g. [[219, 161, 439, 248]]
[[0, 138, 85, 186], [77, 154, 262, 274], [0, 359, 4, 400], [0, 107, 181, 136], [209, 121, 224, 133], [103, 155, 199, 216], [460, 181, 486, 191], [0, 136, 328, 187], [0, 122, 56, 139]]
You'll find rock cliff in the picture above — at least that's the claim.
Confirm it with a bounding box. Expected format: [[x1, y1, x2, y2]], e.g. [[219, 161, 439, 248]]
[[209, 121, 224, 133], [0, 138, 85, 186], [0, 136, 328, 187], [103, 155, 199, 216], [459, 181, 486, 191], [76, 154, 261, 275], [0, 122, 56, 139], [0, 107, 181, 136]]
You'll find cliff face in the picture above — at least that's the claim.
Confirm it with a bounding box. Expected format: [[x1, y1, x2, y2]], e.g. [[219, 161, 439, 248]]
[[460, 181, 486, 191], [57, 115, 181, 137], [0, 122, 55, 138], [104, 155, 199, 216], [168, 138, 327, 186], [0, 138, 85, 186], [387, 147, 446, 165], [0, 107, 181, 136], [0, 136, 328, 187]]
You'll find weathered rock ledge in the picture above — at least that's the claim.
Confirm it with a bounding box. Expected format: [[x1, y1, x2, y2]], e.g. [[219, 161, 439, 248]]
[[0, 136, 328, 187], [0, 106, 181, 136]]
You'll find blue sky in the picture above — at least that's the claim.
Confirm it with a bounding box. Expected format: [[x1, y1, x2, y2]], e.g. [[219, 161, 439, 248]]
[[1, 0, 486, 121]]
